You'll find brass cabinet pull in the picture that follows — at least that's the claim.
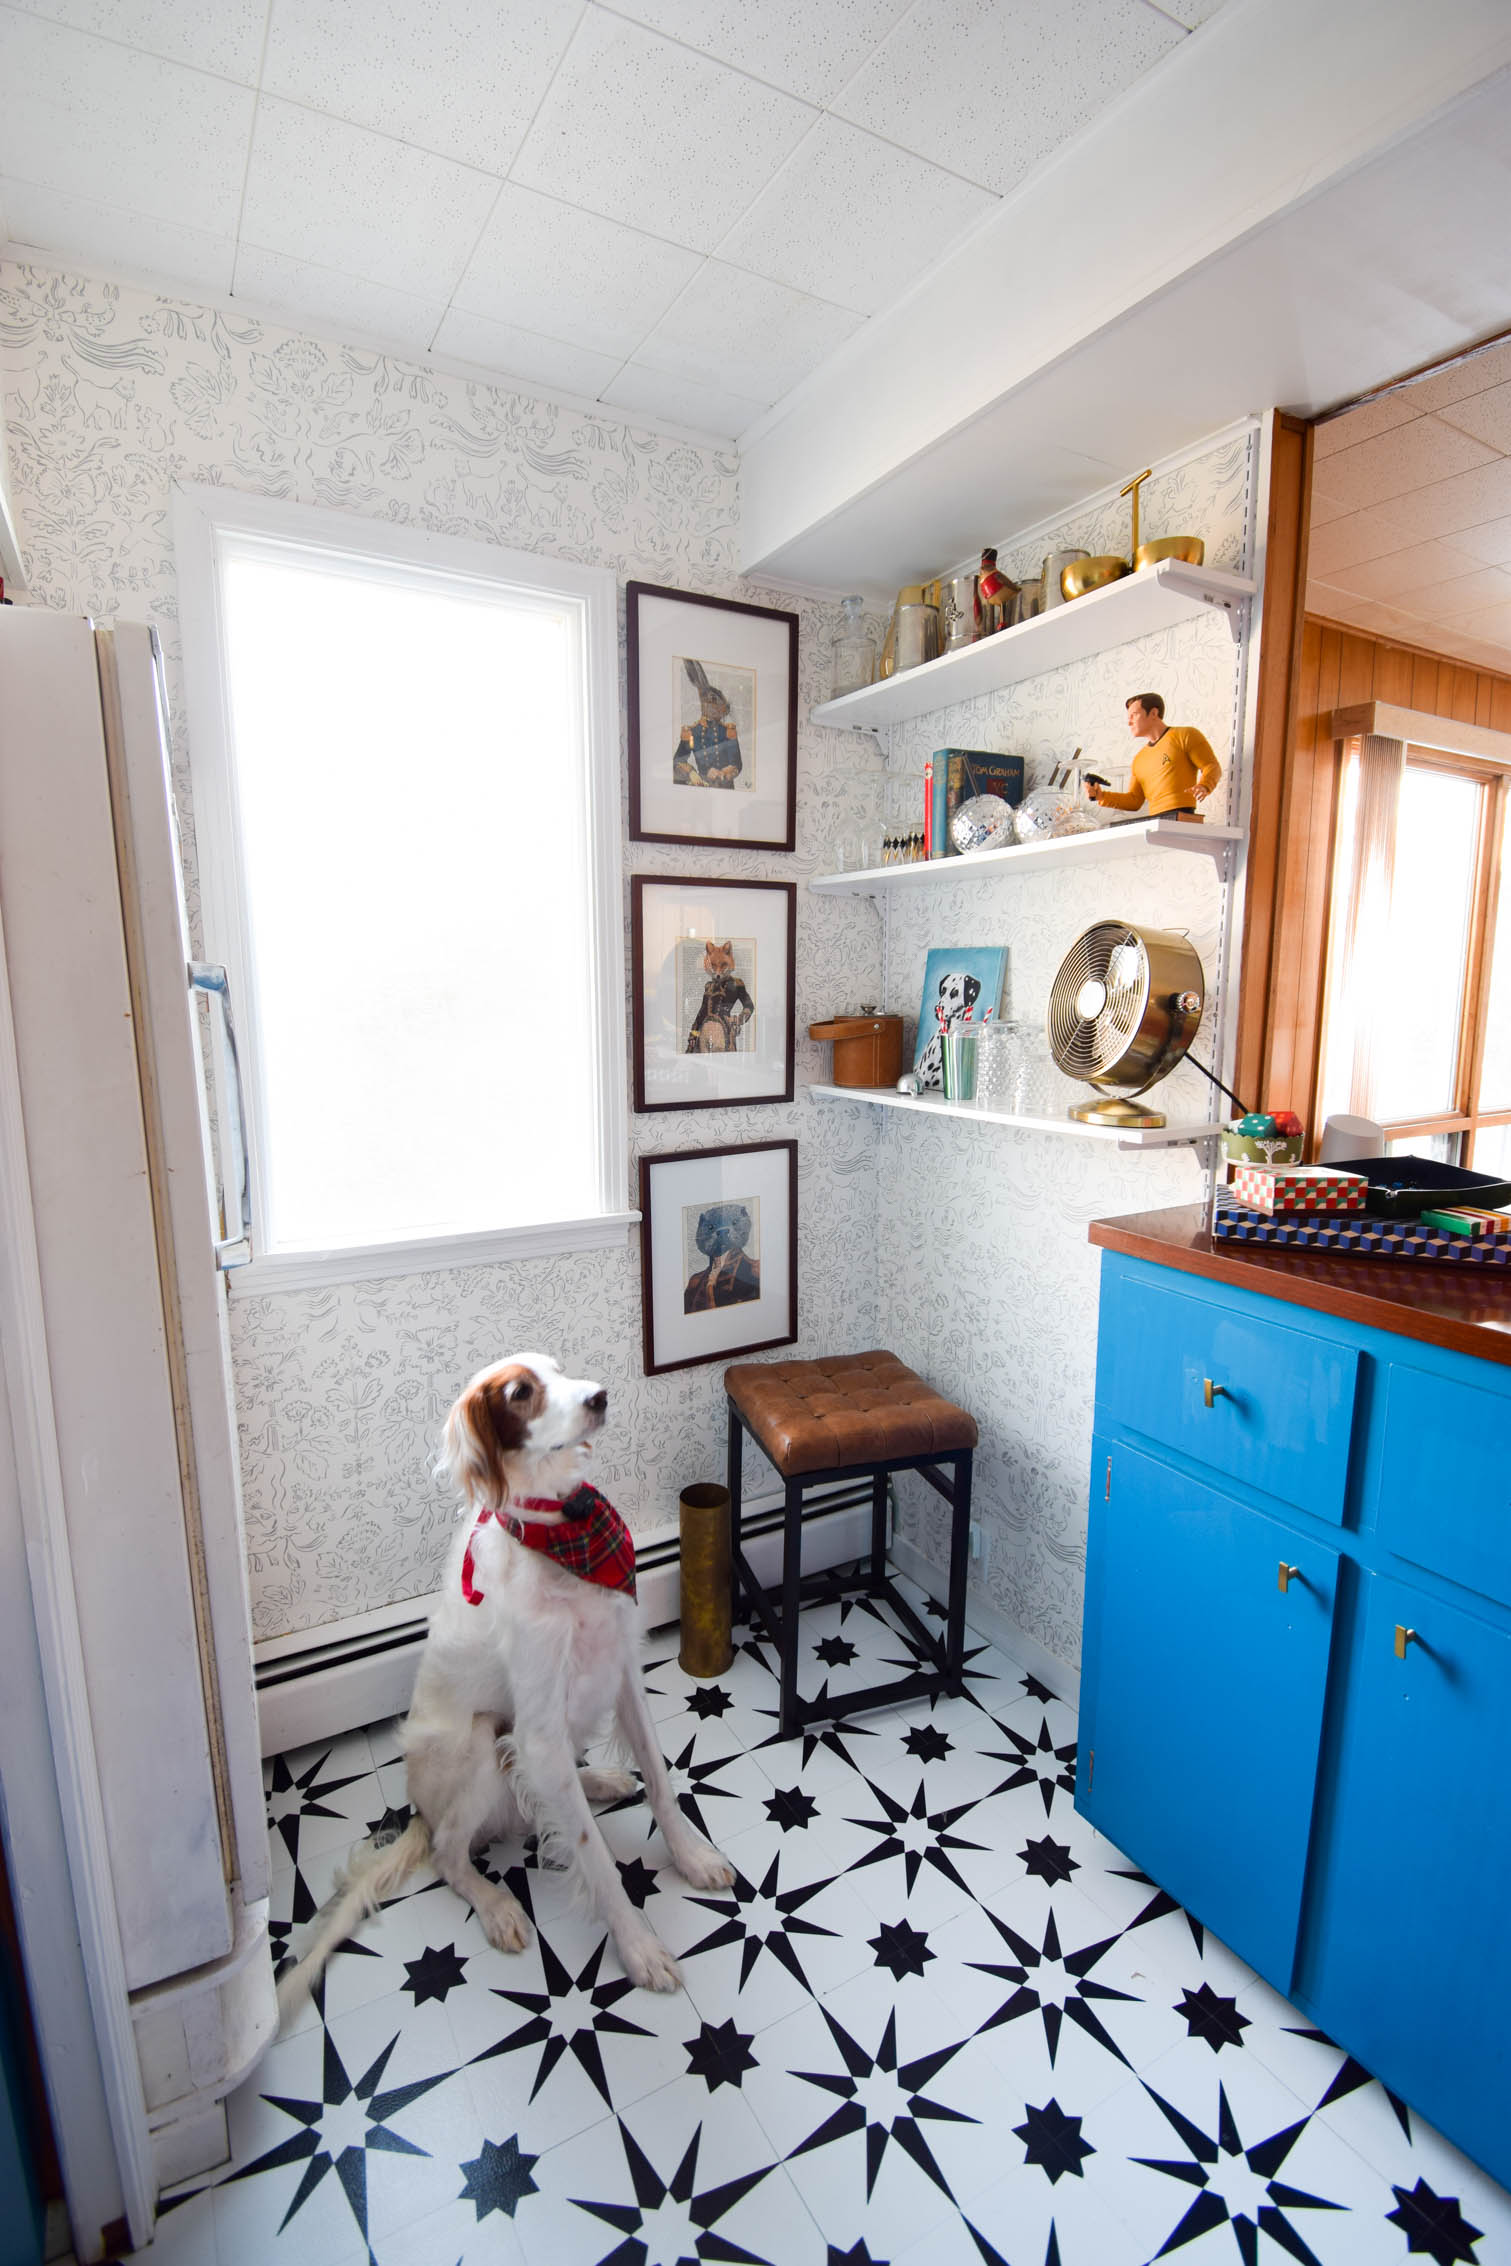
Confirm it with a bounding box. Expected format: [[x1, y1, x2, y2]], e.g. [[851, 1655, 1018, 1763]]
[[1394, 1624, 1418, 1660], [1278, 1563, 1300, 1593], [1203, 1377, 1230, 1408]]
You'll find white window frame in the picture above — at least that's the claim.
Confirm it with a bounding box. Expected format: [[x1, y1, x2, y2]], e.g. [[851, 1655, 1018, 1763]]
[[172, 486, 634, 1291]]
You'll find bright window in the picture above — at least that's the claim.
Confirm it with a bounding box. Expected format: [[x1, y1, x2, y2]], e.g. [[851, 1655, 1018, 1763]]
[[174, 491, 628, 1284], [1320, 742, 1511, 1171]]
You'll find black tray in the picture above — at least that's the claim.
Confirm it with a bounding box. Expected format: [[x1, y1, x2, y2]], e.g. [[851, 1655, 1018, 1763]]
[[1330, 1154, 1511, 1220]]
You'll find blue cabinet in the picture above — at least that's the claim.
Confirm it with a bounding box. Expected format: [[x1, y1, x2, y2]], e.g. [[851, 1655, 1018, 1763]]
[[1082, 1437, 1338, 1986], [1079, 1247, 1511, 2189]]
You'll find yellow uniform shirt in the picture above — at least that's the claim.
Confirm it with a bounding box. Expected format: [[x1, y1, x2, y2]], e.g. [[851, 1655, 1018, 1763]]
[[1098, 725, 1221, 815]]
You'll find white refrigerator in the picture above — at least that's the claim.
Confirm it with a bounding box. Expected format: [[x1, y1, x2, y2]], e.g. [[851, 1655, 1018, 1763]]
[[0, 609, 274, 2240]]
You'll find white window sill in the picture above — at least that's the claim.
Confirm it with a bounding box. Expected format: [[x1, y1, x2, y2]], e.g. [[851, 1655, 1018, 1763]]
[[227, 1210, 641, 1296]]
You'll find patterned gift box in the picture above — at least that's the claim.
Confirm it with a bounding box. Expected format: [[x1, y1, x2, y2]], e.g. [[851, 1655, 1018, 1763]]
[[1231, 1164, 1368, 1216], [1214, 1193, 1511, 1266]]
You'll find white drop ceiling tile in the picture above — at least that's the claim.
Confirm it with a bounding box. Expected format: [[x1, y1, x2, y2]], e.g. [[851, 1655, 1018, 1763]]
[[1434, 377, 1511, 458], [453, 183, 700, 359], [831, 0, 1183, 197], [241, 99, 500, 302], [1452, 515, 1511, 568], [1307, 513, 1399, 580], [430, 308, 624, 401], [1312, 458, 1511, 575], [603, 0, 914, 106], [1309, 413, 1500, 516], [510, 8, 815, 254], [716, 114, 996, 318], [1320, 538, 1487, 603], [634, 261, 862, 404], [1312, 392, 1421, 459], [15, 0, 267, 79], [1387, 564, 1511, 627], [1306, 477, 1351, 529], [599, 360, 764, 440], [0, 177, 236, 293], [1453, 596, 1511, 642], [261, 0, 582, 176], [232, 246, 445, 357], [1393, 336, 1511, 416], [0, 12, 254, 234]]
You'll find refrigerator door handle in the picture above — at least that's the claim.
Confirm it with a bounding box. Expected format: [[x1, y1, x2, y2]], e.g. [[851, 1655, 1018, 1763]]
[[189, 961, 252, 1269]]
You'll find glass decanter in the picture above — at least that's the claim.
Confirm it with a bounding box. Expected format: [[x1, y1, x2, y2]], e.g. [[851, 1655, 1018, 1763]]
[[830, 595, 876, 699]]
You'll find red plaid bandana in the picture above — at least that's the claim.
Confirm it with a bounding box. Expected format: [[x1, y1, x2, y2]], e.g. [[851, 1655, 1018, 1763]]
[[461, 1481, 636, 1604]]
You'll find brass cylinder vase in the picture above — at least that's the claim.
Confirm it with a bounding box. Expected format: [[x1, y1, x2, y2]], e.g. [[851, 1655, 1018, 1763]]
[[678, 1483, 734, 1678]]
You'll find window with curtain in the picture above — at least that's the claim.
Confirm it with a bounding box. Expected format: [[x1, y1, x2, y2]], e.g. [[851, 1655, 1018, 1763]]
[[1318, 738, 1511, 1171]]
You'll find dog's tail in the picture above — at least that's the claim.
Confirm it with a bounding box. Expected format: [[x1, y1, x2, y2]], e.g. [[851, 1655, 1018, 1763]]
[[274, 1816, 431, 2026]]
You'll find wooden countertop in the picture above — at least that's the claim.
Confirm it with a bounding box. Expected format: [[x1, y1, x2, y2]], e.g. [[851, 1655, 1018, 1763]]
[[1089, 1204, 1511, 1368]]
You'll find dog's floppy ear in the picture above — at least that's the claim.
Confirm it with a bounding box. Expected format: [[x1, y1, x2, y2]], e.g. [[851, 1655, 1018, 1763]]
[[445, 1365, 541, 1507]]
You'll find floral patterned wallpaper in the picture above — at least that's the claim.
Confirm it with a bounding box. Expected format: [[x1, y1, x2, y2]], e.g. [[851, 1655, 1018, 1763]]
[[874, 427, 1259, 1669], [0, 261, 885, 1640]]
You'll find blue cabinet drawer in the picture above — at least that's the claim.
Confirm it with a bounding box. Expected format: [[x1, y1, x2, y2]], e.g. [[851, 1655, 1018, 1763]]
[[1376, 1360, 1511, 1608], [1301, 1572, 1511, 2189], [1078, 1437, 1339, 1992], [1097, 1270, 1359, 1525]]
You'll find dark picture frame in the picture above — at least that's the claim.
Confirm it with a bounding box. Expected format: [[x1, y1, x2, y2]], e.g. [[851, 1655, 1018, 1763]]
[[627, 580, 799, 851], [638, 1139, 798, 1376], [630, 874, 796, 1113]]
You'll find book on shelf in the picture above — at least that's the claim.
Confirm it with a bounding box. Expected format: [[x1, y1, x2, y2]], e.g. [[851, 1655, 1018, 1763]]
[[930, 750, 1025, 856]]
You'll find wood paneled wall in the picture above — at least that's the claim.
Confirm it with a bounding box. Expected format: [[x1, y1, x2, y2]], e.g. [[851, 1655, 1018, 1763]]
[[1251, 616, 1511, 1137]]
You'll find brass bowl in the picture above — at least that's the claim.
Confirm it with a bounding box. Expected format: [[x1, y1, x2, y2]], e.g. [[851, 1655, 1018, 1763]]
[[1060, 554, 1130, 601], [1133, 535, 1205, 571]]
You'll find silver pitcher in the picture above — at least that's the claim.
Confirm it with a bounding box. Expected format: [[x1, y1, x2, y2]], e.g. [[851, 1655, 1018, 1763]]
[[1040, 549, 1090, 610]]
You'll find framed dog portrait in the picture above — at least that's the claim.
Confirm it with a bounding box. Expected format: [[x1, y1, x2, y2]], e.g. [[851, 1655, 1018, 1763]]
[[638, 1139, 797, 1375], [912, 945, 1009, 1091], [631, 875, 796, 1113], [627, 582, 798, 850]]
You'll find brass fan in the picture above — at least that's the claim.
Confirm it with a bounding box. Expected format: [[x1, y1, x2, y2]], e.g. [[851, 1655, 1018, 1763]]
[[1046, 921, 1205, 1127]]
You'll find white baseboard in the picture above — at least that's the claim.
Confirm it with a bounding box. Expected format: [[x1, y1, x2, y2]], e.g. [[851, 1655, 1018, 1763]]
[[888, 1535, 1080, 1711], [254, 1483, 878, 1756]]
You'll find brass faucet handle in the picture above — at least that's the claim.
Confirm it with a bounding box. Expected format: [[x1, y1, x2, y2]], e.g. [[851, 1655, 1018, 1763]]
[[1394, 1624, 1419, 1661], [1278, 1563, 1301, 1593]]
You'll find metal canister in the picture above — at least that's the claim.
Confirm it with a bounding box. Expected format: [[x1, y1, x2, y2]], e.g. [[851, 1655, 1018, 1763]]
[[894, 600, 940, 672], [678, 1483, 734, 1677], [937, 571, 979, 651], [1040, 549, 1090, 610]]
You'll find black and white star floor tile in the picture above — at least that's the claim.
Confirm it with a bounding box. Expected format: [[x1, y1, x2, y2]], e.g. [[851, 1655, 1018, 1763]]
[[1088, 2035, 1392, 2265], [651, 1814, 882, 2032], [923, 1877, 1199, 2116], [448, 1926, 698, 2153], [131, 1595, 1511, 2266]]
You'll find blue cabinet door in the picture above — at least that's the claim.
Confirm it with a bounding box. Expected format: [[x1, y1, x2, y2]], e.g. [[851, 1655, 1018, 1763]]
[[1078, 1436, 1339, 1992], [1300, 1574, 1511, 2189]]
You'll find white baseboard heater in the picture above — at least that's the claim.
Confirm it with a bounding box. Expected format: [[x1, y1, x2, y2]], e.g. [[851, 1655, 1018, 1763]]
[[254, 1480, 881, 1756]]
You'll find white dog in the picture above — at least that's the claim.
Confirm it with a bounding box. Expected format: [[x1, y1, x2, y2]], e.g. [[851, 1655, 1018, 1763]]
[[277, 1353, 733, 2012]]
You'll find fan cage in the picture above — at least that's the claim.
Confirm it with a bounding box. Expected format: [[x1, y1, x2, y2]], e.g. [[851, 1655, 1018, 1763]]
[[1048, 923, 1150, 1079]]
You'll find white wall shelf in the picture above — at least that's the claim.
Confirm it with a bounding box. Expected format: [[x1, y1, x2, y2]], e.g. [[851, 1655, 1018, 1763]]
[[810, 560, 1255, 731], [809, 1083, 1223, 1150], [811, 816, 1243, 894]]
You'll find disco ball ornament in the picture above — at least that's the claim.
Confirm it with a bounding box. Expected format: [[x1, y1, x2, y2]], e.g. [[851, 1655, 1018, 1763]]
[[1014, 778, 1097, 841], [950, 793, 1016, 854]]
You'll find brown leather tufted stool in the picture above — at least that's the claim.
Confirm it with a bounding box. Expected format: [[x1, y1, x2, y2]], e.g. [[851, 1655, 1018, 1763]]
[[724, 1351, 978, 1737]]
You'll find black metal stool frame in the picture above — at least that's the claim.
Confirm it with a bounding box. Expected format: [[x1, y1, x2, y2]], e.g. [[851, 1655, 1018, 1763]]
[[726, 1398, 974, 1738]]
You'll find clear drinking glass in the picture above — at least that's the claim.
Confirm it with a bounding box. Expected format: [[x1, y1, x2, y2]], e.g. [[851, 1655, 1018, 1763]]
[[973, 1021, 1024, 1109]]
